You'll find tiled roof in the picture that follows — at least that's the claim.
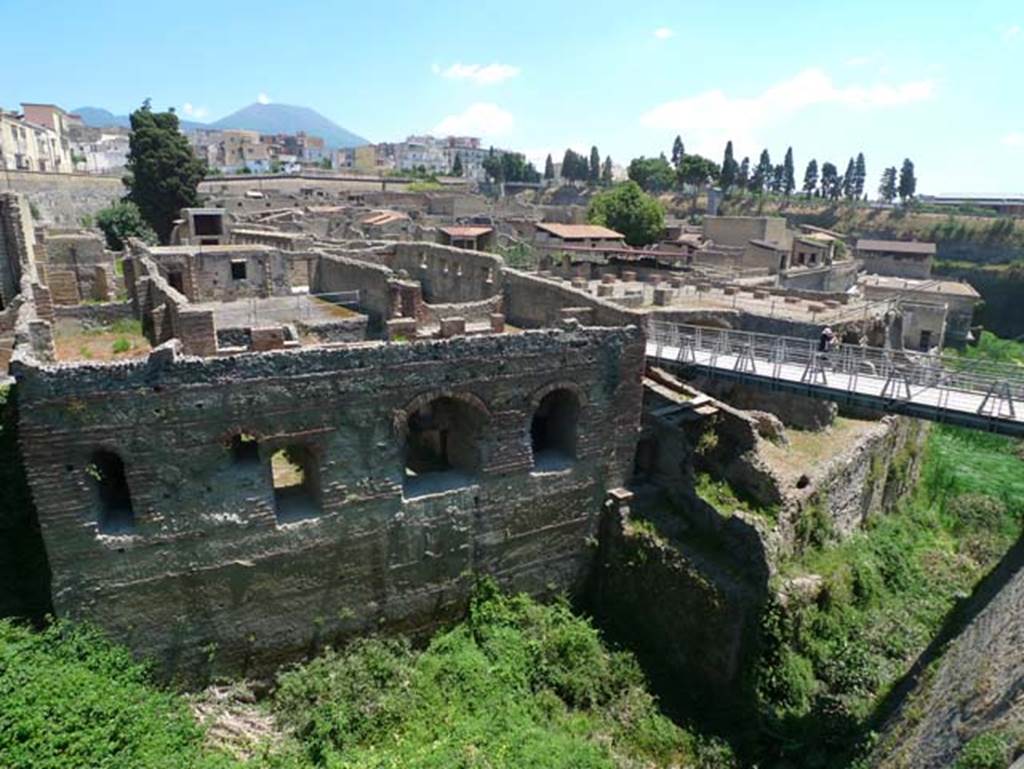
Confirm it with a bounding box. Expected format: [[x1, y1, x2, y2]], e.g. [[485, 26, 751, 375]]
[[536, 222, 624, 240], [856, 239, 936, 255]]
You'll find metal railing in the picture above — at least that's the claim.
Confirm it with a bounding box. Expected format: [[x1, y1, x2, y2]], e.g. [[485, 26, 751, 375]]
[[647, 321, 1024, 423]]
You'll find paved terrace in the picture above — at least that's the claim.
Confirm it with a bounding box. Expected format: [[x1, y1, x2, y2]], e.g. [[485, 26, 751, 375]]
[[647, 321, 1024, 436], [192, 292, 361, 329]]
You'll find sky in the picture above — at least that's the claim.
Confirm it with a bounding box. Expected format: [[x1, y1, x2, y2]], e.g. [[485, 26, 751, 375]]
[[1, 0, 1022, 195]]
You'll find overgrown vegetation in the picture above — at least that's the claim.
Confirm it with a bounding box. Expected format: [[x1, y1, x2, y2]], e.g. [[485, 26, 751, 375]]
[[95, 200, 156, 250], [694, 471, 779, 522], [756, 420, 1024, 767], [0, 582, 731, 768]]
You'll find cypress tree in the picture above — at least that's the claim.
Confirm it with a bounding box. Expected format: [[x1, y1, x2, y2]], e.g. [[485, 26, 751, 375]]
[[803, 159, 819, 197], [589, 146, 601, 184], [783, 147, 795, 196], [601, 155, 613, 185], [671, 135, 685, 168], [544, 153, 554, 180], [898, 158, 916, 202], [720, 141, 737, 190]]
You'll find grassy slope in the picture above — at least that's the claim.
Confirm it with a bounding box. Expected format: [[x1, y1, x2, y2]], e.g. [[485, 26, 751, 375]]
[[754, 336, 1024, 768], [0, 582, 734, 769]]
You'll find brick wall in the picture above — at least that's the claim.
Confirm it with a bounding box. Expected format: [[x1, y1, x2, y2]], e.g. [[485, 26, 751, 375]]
[[14, 325, 645, 679]]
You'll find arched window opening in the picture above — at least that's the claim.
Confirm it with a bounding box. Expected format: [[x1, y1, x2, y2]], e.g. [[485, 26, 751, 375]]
[[272, 445, 320, 522], [531, 389, 579, 470], [228, 433, 259, 464], [404, 396, 485, 495], [87, 450, 134, 534]]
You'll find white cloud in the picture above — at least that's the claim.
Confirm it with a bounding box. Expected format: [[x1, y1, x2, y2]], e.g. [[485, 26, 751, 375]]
[[256, 92, 270, 105], [434, 102, 514, 137], [181, 102, 208, 119], [654, 27, 674, 39], [640, 68, 935, 157], [1001, 131, 1024, 148], [437, 62, 521, 85], [1002, 24, 1021, 41], [522, 141, 589, 168]]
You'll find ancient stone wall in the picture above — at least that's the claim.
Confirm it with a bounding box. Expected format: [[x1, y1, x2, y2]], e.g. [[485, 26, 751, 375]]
[[312, 253, 394, 329], [14, 325, 645, 678], [502, 269, 644, 329], [0, 171, 122, 226], [386, 242, 503, 304]]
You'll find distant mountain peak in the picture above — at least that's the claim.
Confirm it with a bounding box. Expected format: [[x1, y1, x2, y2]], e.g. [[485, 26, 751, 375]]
[[72, 102, 369, 148], [209, 102, 368, 148]]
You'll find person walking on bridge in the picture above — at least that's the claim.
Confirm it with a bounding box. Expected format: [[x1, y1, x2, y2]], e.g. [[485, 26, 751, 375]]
[[818, 326, 837, 353]]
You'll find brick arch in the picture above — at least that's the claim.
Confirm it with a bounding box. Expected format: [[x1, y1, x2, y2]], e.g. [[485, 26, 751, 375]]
[[527, 380, 588, 412], [393, 389, 492, 439]]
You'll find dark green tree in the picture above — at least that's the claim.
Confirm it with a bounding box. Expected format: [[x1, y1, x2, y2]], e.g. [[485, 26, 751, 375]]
[[544, 153, 555, 180], [820, 162, 840, 199], [677, 155, 720, 202], [671, 135, 685, 168], [451, 153, 464, 177], [627, 155, 676, 193], [95, 201, 157, 251], [123, 100, 207, 243], [841, 157, 855, 199], [898, 158, 917, 202], [750, 149, 772, 193], [783, 147, 795, 196], [589, 146, 601, 185], [803, 159, 819, 197], [587, 180, 665, 246], [853, 152, 866, 198], [878, 166, 897, 203], [601, 155, 613, 185], [720, 141, 738, 190], [737, 157, 750, 189]]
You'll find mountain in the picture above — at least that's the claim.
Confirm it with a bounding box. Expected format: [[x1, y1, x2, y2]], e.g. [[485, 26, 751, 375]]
[[73, 102, 368, 148], [73, 105, 205, 132], [209, 103, 368, 148]]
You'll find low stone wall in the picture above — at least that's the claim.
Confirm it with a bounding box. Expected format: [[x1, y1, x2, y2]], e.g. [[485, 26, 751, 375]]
[[300, 315, 369, 343], [422, 295, 503, 325], [312, 252, 393, 329], [53, 301, 133, 327], [502, 269, 644, 329], [387, 241, 503, 304]]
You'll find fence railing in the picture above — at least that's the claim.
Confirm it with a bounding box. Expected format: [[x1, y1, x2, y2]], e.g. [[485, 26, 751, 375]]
[[647, 321, 1024, 418]]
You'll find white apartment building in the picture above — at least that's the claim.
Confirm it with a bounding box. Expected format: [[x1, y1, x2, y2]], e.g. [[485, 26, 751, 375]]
[[0, 105, 73, 173]]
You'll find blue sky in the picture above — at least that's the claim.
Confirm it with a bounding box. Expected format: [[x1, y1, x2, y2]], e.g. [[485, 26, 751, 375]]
[[2, 0, 1022, 194]]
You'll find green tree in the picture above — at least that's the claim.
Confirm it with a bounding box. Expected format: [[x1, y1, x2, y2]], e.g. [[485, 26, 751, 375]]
[[898, 158, 917, 202], [544, 153, 554, 180], [123, 100, 207, 243], [751, 149, 772, 193], [671, 135, 685, 168], [783, 147, 795, 196], [589, 146, 600, 185], [878, 166, 897, 203], [601, 155, 613, 185], [451, 153, 463, 176], [842, 157, 855, 199], [803, 159, 819, 197], [677, 154, 720, 203], [854, 152, 867, 198], [627, 155, 676, 193], [738, 157, 750, 189], [95, 201, 157, 251], [820, 161, 840, 199], [562, 148, 588, 182], [720, 141, 738, 190], [587, 180, 665, 246]]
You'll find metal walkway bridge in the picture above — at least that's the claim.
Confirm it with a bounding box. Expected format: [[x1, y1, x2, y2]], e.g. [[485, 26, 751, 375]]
[[646, 322, 1024, 436]]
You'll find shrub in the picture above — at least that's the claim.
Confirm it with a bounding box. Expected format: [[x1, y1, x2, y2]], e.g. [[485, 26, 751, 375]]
[[955, 731, 1011, 769], [95, 201, 157, 251]]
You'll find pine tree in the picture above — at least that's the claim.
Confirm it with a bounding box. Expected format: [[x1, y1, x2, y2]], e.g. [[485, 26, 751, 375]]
[[544, 153, 555, 180], [878, 166, 897, 204], [854, 152, 866, 199], [124, 99, 207, 243], [803, 159, 819, 197], [738, 157, 750, 190], [451, 153, 463, 176], [783, 147, 795, 196], [839, 157, 854, 199], [671, 135, 685, 168], [820, 162, 840, 199], [751, 149, 772, 193], [720, 141, 737, 190], [601, 155, 613, 185], [898, 158, 917, 202], [589, 146, 601, 185]]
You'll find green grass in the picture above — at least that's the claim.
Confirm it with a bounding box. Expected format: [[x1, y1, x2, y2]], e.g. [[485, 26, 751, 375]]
[[695, 471, 779, 521], [0, 581, 732, 769], [758, 423, 1024, 767]]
